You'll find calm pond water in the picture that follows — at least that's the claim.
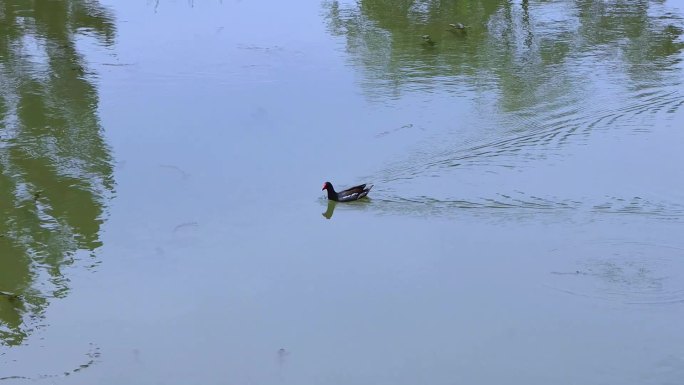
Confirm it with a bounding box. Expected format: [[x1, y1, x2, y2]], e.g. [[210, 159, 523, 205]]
[[1, 0, 684, 384]]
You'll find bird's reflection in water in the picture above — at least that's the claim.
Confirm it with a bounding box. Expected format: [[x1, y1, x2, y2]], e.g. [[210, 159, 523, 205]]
[[321, 199, 374, 219], [322, 200, 337, 219]]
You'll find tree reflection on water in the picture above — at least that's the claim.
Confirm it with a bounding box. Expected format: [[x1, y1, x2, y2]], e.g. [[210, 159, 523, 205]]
[[323, 0, 683, 104], [0, 1, 115, 346]]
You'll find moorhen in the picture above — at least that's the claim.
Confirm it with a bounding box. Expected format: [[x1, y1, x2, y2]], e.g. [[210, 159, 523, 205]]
[[421, 35, 436, 46], [449, 23, 469, 30], [322, 181, 373, 202]]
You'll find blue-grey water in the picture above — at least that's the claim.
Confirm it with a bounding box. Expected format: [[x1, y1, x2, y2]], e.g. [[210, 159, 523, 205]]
[[1, 0, 684, 384]]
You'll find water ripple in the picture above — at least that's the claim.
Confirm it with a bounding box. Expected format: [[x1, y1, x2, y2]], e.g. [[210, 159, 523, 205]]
[[378, 85, 683, 184], [545, 242, 684, 305], [363, 192, 684, 223]]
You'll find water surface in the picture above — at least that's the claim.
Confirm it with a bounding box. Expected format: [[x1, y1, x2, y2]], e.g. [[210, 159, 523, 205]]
[[1, 0, 684, 384]]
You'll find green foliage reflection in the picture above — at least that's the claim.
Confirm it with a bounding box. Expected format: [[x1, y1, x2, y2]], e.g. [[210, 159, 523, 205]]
[[0, 1, 115, 346]]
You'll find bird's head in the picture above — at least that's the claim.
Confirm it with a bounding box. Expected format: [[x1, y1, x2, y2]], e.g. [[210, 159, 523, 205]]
[[322, 181, 332, 191]]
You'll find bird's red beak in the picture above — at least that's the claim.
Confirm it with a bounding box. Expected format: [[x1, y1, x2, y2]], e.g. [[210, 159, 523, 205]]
[[322, 183, 326, 190]]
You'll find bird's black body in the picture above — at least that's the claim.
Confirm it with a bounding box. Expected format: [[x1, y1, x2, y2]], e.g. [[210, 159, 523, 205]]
[[421, 34, 436, 46], [322, 182, 373, 202], [448, 23, 469, 33]]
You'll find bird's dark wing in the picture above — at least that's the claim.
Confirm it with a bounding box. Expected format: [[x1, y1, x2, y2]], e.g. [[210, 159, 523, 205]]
[[356, 185, 373, 199], [337, 184, 373, 201], [339, 184, 367, 195]]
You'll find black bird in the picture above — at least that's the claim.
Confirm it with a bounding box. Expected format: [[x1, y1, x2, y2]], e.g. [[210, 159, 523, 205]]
[[449, 23, 467, 30], [0, 290, 20, 301], [448, 23, 470, 34], [322, 182, 373, 202], [421, 34, 436, 46]]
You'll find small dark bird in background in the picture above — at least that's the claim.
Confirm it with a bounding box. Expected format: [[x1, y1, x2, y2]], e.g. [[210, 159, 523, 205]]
[[322, 182, 373, 202], [421, 34, 436, 46], [0, 290, 20, 302], [448, 23, 470, 33]]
